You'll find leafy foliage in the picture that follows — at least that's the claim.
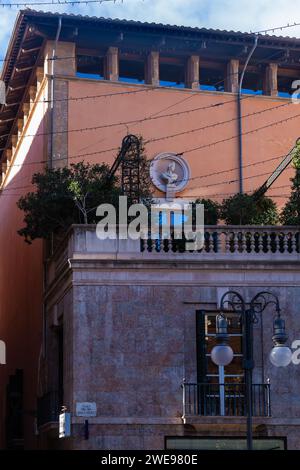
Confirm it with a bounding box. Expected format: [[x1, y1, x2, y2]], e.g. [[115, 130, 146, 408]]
[[194, 198, 220, 225], [280, 167, 300, 225], [17, 162, 121, 243], [220, 193, 278, 225], [126, 137, 153, 205], [18, 135, 154, 243]]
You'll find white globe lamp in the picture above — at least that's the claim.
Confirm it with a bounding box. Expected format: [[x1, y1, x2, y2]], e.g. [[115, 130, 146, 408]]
[[270, 316, 292, 367], [211, 315, 234, 367]]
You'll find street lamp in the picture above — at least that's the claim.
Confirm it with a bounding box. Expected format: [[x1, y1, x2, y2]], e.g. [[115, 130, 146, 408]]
[[269, 316, 292, 367], [211, 315, 234, 366], [211, 290, 291, 451]]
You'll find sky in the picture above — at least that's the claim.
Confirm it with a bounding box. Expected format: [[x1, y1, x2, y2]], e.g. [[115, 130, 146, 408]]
[[1, 0, 300, 69]]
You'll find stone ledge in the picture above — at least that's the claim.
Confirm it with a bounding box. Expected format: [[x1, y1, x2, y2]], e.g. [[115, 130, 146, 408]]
[[70, 416, 300, 426], [183, 416, 300, 426], [71, 417, 182, 425], [71, 253, 300, 263]]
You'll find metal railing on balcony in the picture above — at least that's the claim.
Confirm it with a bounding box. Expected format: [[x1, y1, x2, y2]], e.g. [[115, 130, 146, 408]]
[[182, 382, 271, 418], [37, 391, 60, 427], [141, 226, 300, 255]]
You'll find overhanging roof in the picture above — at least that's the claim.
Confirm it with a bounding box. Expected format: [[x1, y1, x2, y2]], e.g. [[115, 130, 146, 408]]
[[2, 9, 300, 163]]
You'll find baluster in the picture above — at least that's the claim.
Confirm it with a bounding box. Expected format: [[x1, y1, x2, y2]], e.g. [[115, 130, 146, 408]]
[[225, 231, 230, 253], [265, 231, 270, 253], [258, 232, 263, 253], [146, 238, 151, 252], [291, 231, 297, 253], [213, 231, 219, 253], [273, 232, 279, 253], [163, 238, 168, 252], [207, 232, 213, 253], [250, 231, 255, 253], [205, 231, 210, 253], [241, 231, 246, 253], [233, 231, 239, 253], [283, 231, 288, 253], [218, 231, 224, 253]]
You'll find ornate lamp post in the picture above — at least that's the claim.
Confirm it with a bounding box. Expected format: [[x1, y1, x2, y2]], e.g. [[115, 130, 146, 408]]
[[211, 290, 292, 451]]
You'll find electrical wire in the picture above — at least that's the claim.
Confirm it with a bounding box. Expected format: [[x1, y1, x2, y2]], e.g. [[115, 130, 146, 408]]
[[0, 0, 300, 42], [252, 21, 300, 35], [1, 24, 300, 197], [1, 86, 243, 106], [1, 46, 296, 144], [0, 0, 123, 6], [0, 37, 295, 142], [174, 110, 300, 156], [0, 101, 299, 177], [2, 95, 295, 141], [185, 169, 293, 192], [0, 153, 296, 194], [0, 149, 288, 180]]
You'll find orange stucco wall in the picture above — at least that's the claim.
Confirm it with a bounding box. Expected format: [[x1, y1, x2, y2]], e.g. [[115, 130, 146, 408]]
[[0, 87, 46, 448], [68, 78, 298, 206]]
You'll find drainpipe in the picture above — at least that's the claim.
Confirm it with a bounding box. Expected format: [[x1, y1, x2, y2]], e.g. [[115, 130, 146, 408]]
[[237, 36, 258, 193], [49, 16, 62, 169], [41, 17, 62, 369]]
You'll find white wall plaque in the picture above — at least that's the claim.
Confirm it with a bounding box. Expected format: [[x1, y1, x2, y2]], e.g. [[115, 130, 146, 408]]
[[0, 340, 6, 365], [76, 402, 97, 417], [150, 152, 191, 201]]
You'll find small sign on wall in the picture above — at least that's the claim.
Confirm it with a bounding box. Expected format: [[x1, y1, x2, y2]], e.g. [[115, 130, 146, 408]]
[[76, 402, 97, 417], [0, 340, 6, 365]]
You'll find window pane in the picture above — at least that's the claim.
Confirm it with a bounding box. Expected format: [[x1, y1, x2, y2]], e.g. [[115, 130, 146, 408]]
[[205, 316, 216, 334], [202, 313, 245, 384], [227, 315, 242, 334], [205, 335, 216, 353], [229, 335, 243, 354], [206, 358, 218, 375], [224, 356, 243, 376]]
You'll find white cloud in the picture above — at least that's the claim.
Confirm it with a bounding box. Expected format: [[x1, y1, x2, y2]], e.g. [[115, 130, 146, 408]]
[[1, 0, 300, 71], [0, 9, 17, 60]]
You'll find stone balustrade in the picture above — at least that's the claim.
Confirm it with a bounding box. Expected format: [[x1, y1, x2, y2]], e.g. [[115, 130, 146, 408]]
[[44, 224, 300, 289], [141, 225, 300, 255], [47, 225, 300, 283]]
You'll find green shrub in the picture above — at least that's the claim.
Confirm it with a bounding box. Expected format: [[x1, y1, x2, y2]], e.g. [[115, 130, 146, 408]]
[[194, 198, 220, 225], [280, 168, 300, 225], [220, 193, 278, 225]]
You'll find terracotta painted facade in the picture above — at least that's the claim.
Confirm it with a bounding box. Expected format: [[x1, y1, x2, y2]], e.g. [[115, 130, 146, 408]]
[[68, 78, 298, 202], [0, 80, 47, 448]]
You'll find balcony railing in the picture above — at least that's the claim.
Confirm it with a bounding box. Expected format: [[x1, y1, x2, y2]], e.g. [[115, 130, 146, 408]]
[[182, 382, 271, 418], [141, 226, 300, 255], [47, 225, 300, 284], [37, 391, 59, 427]]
